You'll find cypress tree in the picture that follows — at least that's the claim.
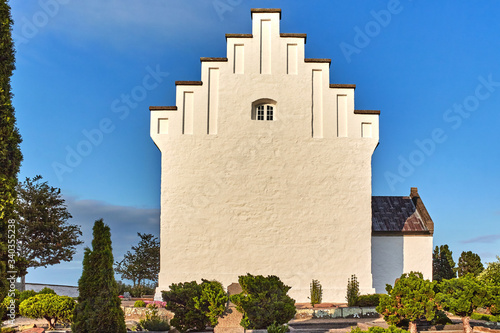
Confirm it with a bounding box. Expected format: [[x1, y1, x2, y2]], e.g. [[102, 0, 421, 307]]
[[72, 219, 126, 333], [458, 251, 484, 278], [433, 245, 456, 281], [0, 0, 23, 314]]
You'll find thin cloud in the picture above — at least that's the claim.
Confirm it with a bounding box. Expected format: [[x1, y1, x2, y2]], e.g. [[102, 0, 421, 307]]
[[23, 0, 220, 50], [461, 234, 500, 244], [64, 196, 160, 260], [26, 197, 160, 285]]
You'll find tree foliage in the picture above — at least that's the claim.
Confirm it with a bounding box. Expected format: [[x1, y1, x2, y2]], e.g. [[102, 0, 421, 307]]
[[114, 233, 159, 287], [479, 256, 500, 286], [72, 219, 126, 333], [433, 245, 456, 281], [15, 176, 82, 282], [19, 294, 75, 330], [457, 251, 484, 278], [230, 274, 296, 329], [162, 279, 228, 333], [194, 280, 228, 327], [376, 272, 437, 333], [0, 0, 23, 316], [436, 275, 489, 333]]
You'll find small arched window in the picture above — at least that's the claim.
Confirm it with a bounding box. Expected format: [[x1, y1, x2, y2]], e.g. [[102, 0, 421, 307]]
[[251, 99, 277, 121]]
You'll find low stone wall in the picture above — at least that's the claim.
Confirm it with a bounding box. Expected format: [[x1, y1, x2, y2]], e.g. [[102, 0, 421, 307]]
[[24, 283, 78, 298], [295, 306, 379, 320], [122, 306, 174, 320]]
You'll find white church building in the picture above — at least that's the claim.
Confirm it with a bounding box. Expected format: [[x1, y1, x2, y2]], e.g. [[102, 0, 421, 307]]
[[149, 8, 434, 302]]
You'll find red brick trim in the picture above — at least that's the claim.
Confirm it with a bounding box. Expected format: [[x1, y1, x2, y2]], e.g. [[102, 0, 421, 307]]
[[251, 8, 281, 19], [354, 110, 380, 115], [200, 57, 228, 62], [149, 106, 177, 111], [175, 81, 203, 86], [280, 33, 307, 43], [330, 84, 356, 89]]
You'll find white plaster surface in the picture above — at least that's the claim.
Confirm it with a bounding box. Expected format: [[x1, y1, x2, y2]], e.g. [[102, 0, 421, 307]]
[[371, 235, 433, 293], [151, 11, 382, 302]]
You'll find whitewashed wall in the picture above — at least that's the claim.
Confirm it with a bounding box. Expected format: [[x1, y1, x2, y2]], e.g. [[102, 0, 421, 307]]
[[151, 10, 379, 302], [371, 235, 433, 293]]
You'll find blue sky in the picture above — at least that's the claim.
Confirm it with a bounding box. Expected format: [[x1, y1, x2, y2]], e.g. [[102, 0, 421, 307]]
[[10, 0, 500, 286]]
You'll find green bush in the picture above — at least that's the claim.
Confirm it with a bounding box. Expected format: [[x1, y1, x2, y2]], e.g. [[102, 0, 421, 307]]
[[310, 280, 322, 307], [267, 321, 289, 333], [356, 294, 381, 307], [1, 296, 18, 320], [230, 274, 296, 329], [346, 275, 360, 307], [163, 279, 228, 333], [163, 281, 206, 332], [37, 287, 56, 295], [1, 327, 16, 333], [134, 300, 146, 307], [2, 289, 41, 320], [194, 280, 228, 327], [471, 312, 500, 322], [139, 306, 170, 331], [19, 290, 37, 302], [376, 272, 437, 333], [19, 294, 75, 330], [430, 310, 453, 325], [349, 325, 409, 333]]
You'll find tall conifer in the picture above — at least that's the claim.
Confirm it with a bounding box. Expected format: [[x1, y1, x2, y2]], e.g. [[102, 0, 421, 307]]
[[0, 0, 23, 313], [72, 219, 126, 333]]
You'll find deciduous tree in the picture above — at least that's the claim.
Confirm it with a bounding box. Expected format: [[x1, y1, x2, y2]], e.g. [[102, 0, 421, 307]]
[[479, 256, 500, 286], [457, 251, 484, 278], [114, 233, 160, 286], [15, 175, 83, 288]]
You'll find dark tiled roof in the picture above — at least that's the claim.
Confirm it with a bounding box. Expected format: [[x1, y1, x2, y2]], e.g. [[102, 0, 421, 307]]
[[372, 189, 433, 235]]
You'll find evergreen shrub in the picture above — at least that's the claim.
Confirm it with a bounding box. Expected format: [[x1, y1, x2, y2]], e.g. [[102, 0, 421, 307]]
[[346, 275, 360, 307], [72, 219, 126, 333], [37, 287, 56, 295], [356, 294, 381, 307], [230, 274, 296, 329], [163, 279, 228, 333], [19, 294, 75, 330], [267, 321, 289, 333], [349, 326, 409, 333], [139, 306, 170, 331], [309, 280, 322, 307], [134, 300, 146, 307], [470, 312, 499, 322]]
